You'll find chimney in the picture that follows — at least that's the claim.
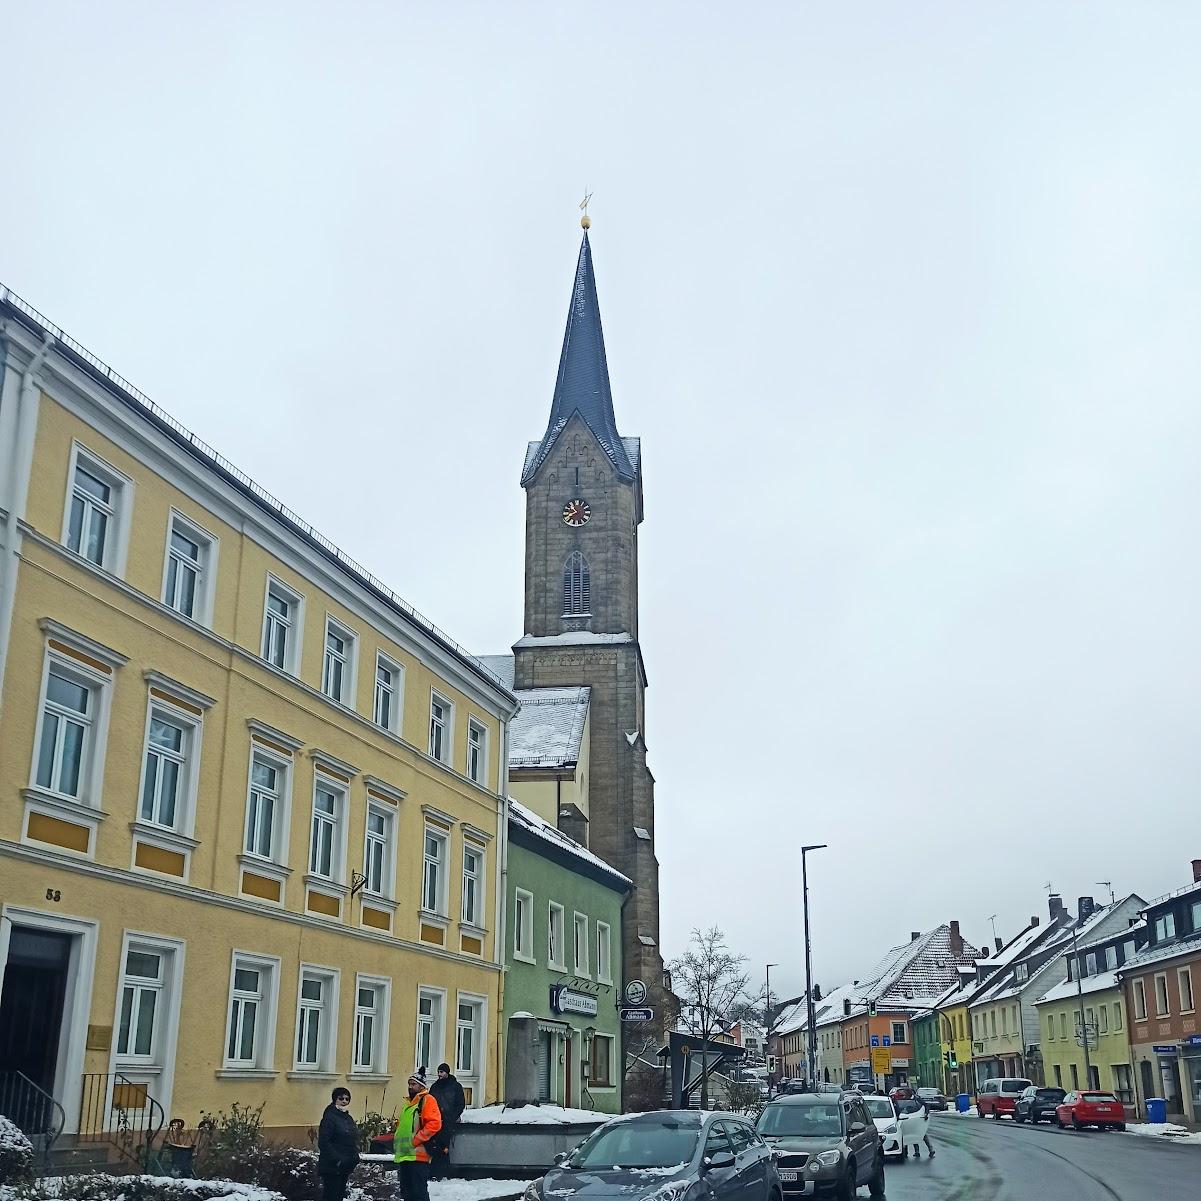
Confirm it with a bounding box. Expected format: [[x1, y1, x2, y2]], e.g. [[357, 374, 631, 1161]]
[[1192, 859, 1201, 883], [1029, 916, 1040, 927], [1048, 893, 1066, 922], [1078, 896, 1096, 923], [949, 920, 964, 958], [994, 936, 1003, 952], [814, 984, 822, 1001], [911, 931, 921, 942]]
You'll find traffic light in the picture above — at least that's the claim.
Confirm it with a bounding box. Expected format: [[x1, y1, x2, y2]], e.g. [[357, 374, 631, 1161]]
[[868, 1001, 877, 1017], [945, 1050, 958, 1070]]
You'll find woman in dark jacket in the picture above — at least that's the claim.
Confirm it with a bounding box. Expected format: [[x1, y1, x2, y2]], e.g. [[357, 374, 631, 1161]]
[[317, 1087, 360, 1201]]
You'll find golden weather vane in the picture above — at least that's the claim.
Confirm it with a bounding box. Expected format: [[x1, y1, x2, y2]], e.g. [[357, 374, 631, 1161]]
[[579, 190, 593, 229]]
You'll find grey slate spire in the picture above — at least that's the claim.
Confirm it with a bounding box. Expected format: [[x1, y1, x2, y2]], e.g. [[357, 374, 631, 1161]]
[[521, 232, 635, 484]]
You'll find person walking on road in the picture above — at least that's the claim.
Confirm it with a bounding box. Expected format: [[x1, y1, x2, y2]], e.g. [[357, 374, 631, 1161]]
[[428, 1062, 467, 1179], [394, 1070, 442, 1201], [317, 1087, 360, 1201]]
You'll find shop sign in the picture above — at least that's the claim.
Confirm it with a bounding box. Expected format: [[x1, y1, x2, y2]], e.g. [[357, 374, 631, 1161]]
[[551, 985, 598, 1017], [891, 1058, 910, 1068], [1153, 1044, 1179, 1055], [1185, 1035, 1201, 1048]]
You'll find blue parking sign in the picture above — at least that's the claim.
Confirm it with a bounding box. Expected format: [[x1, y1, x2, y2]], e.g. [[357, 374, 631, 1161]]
[[882, 1036, 891, 1047], [870, 1035, 879, 1047]]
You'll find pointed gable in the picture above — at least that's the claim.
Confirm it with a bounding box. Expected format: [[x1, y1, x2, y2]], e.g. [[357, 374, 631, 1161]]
[[522, 232, 635, 485]]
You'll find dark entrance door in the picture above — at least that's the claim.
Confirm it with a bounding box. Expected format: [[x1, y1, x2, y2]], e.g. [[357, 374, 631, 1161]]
[[0, 928, 72, 1098]]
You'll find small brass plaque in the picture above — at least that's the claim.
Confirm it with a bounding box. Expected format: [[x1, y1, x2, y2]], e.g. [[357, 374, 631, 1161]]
[[87, 1025, 112, 1051]]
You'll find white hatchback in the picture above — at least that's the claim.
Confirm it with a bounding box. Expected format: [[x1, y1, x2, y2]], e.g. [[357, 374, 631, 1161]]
[[862, 1095, 902, 1160]]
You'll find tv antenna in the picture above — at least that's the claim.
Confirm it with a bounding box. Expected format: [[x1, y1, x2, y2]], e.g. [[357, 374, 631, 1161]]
[[1096, 880, 1116, 905], [987, 914, 999, 943]]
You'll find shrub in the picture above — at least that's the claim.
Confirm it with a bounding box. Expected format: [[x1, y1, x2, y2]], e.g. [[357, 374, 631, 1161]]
[[0, 1115, 35, 1186], [192, 1102, 268, 1182], [623, 1063, 668, 1112], [355, 1108, 396, 1152], [724, 1082, 764, 1116]]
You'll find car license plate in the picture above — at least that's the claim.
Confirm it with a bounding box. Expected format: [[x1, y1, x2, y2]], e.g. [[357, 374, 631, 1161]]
[[778, 1170, 799, 1182]]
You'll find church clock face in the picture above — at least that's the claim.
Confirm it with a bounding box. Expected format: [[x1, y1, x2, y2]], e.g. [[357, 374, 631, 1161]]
[[562, 498, 592, 527]]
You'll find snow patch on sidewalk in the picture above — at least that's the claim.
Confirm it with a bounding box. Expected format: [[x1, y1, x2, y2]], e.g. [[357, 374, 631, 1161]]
[[459, 1104, 611, 1126], [941, 1106, 978, 1117], [1122, 1122, 1201, 1145], [429, 1180, 534, 1201]]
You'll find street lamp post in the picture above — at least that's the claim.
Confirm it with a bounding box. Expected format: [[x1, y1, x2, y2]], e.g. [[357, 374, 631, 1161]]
[[765, 963, 778, 1081], [802, 844, 827, 1087]]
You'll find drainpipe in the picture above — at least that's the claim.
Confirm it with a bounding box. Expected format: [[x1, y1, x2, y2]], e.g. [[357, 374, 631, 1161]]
[[493, 719, 510, 1104], [0, 331, 53, 709]]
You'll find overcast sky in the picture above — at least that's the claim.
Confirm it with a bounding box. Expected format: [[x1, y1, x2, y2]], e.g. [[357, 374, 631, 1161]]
[[5, 2, 1201, 1000]]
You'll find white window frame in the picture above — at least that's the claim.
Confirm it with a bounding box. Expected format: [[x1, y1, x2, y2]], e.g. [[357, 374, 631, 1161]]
[[466, 718, 488, 785], [596, 920, 612, 985], [548, 902, 566, 971], [62, 442, 134, 576], [243, 747, 292, 867], [30, 643, 116, 809], [1133, 978, 1147, 1021], [422, 826, 449, 916], [1105, 944, 1118, 971], [514, 888, 535, 963], [321, 616, 358, 706], [573, 912, 589, 978], [1155, 913, 1177, 942], [891, 1020, 908, 1045], [1154, 972, 1170, 1017], [135, 695, 203, 839], [352, 974, 391, 1077], [429, 691, 454, 764], [294, 964, 339, 1073], [308, 776, 348, 884], [1098, 1004, 1108, 1034], [363, 802, 396, 900], [114, 944, 165, 1062], [455, 993, 486, 1089], [160, 509, 217, 625], [460, 840, 485, 929], [1179, 967, 1195, 1015], [261, 576, 304, 674], [591, 1033, 614, 1088], [373, 653, 404, 734], [223, 951, 280, 1071], [415, 986, 446, 1074]]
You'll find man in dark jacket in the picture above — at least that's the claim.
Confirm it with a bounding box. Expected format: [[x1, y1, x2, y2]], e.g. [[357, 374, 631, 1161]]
[[317, 1087, 359, 1201], [428, 1062, 467, 1178]]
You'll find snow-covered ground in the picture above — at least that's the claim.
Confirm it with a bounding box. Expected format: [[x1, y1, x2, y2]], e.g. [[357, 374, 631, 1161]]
[[1121, 1122, 1201, 1146], [429, 1180, 534, 1201], [940, 1106, 978, 1117]]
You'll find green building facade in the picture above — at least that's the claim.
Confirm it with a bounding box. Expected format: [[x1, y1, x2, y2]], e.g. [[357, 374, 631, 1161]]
[[911, 1010, 945, 1094], [504, 800, 630, 1113]]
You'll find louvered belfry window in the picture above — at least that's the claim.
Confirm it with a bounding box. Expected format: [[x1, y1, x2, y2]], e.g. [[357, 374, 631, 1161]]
[[562, 552, 591, 616]]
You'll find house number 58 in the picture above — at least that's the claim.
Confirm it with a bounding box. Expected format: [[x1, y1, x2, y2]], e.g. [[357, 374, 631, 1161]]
[[45, 888, 61, 902]]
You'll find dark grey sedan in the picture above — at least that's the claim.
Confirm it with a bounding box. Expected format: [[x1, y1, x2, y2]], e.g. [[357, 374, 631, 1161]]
[[522, 1110, 782, 1201]]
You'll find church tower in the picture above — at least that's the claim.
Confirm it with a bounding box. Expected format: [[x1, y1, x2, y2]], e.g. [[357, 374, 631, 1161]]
[[515, 228, 666, 1012]]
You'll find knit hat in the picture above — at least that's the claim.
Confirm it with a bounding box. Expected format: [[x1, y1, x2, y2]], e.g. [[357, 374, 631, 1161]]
[[408, 1071, 425, 1086]]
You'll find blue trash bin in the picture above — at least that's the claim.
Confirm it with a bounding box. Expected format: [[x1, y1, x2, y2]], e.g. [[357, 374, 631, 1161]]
[[1146, 1097, 1167, 1124], [956, 1093, 970, 1113]]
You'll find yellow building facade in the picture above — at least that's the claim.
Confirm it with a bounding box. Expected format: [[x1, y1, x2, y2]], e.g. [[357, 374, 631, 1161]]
[[0, 292, 518, 1140]]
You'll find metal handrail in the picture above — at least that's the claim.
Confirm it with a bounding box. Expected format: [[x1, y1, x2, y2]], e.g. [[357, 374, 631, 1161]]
[[0, 283, 512, 698], [79, 1071, 166, 1168], [0, 1070, 67, 1170]]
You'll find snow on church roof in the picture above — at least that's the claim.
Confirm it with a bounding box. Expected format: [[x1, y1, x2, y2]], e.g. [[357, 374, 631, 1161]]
[[478, 655, 590, 770]]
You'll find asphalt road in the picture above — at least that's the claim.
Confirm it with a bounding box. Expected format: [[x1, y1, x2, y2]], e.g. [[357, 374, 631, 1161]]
[[869, 1112, 1201, 1200]]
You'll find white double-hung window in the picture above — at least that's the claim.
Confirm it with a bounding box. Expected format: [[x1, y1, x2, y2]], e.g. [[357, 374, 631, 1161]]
[[224, 952, 279, 1070], [374, 655, 403, 733], [245, 751, 289, 862], [63, 446, 131, 573], [363, 804, 395, 898], [548, 902, 565, 970], [466, 719, 487, 784], [309, 779, 347, 881], [416, 988, 445, 1071], [162, 512, 215, 623], [262, 579, 302, 672], [514, 889, 534, 962], [353, 976, 390, 1075], [322, 618, 356, 705], [423, 827, 448, 914], [295, 966, 338, 1072], [573, 913, 589, 977], [596, 921, 612, 984], [461, 842, 484, 927], [116, 948, 163, 1059], [139, 705, 199, 832], [429, 693, 453, 763], [456, 994, 485, 1098], [35, 668, 96, 799]]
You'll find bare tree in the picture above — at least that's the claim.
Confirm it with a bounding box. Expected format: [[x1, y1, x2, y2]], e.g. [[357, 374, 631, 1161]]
[[670, 927, 750, 1109]]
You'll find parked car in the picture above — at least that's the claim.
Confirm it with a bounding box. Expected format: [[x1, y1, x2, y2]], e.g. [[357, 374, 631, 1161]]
[[755, 1091, 886, 1198], [1013, 1086, 1065, 1124], [976, 1077, 1033, 1119], [915, 1088, 947, 1111], [521, 1110, 781, 1201], [887, 1086, 914, 1102], [862, 1095, 903, 1161], [1055, 1091, 1127, 1131]]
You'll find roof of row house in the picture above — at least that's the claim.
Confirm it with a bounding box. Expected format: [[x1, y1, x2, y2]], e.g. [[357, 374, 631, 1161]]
[[478, 655, 591, 770], [1036, 969, 1121, 1005], [0, 287, 518, 711], [1119, 929, 1201, 974], [507, 797, 630, 891]]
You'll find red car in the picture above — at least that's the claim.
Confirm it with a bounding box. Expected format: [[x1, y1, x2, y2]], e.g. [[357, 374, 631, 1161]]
[[1055, 1090, 1126, 1131], [976, 1077, 1033, 1118]]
